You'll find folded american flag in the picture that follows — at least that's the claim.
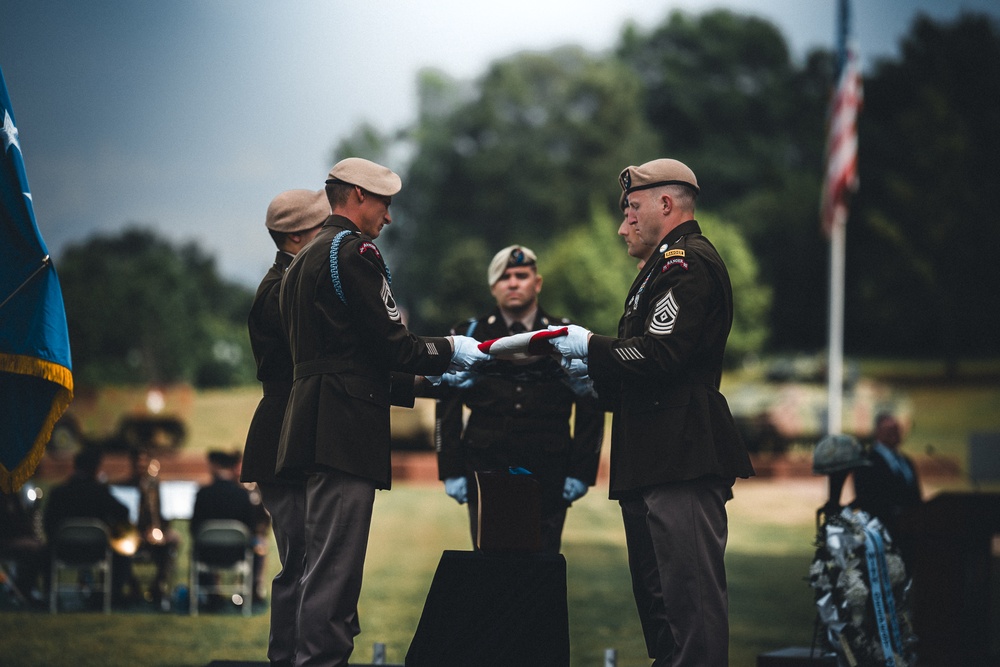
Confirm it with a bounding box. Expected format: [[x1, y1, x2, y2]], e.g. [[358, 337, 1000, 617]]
[[477, 327, 568, 359]]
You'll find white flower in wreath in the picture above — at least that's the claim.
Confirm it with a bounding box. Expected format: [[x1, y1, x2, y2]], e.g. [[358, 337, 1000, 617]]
[[809, 559, 833, 592], [842, 568, 869, 610], [886, 552, 907, 587]]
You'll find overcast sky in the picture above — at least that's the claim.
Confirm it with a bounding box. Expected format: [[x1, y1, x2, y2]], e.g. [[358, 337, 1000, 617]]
[[3, 0, 998, 287]]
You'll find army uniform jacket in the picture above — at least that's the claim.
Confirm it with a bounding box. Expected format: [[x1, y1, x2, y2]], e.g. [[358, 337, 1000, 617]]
[[589, 219, 754, 498], [276, 216, 452, 488], [435, 307, 604, 491], [241, 251, 295, 485]]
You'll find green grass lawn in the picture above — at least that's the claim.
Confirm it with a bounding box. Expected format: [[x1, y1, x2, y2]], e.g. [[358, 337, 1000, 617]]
[[1, 479, 825, 667], [7, 364, 996, 666]]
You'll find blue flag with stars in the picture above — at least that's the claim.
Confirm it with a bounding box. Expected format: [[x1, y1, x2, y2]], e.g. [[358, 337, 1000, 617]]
[[0, 65, 74, 493]]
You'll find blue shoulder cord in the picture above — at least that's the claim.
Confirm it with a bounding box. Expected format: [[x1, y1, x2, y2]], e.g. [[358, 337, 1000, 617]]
[[329, 230, 353, 305], [329, 230, 392, 306]]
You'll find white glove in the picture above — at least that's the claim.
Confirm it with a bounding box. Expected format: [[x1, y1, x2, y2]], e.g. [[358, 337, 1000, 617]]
[[440, 370, 477, 390], [563, 477, 588, 502], [560, 356, 590, 379], [448, 335, 491, 372], [444, 476, 468, 504], [547, 324, 591, 360]]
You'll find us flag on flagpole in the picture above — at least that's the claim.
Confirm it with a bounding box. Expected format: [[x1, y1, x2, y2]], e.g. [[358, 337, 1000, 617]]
[[820, 45, 863, 237]]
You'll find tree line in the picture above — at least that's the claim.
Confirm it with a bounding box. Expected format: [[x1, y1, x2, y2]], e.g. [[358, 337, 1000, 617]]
[[58, 9, 1000, 387]]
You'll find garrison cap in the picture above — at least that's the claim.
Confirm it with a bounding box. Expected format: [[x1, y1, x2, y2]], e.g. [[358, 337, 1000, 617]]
[[265, 189, 330, 233], [488, 245, 537, 286], [619, 158, 700, 197], [325, 157, 402, 197]]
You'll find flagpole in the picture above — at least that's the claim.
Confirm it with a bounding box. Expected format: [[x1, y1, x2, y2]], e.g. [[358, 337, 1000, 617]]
[[825, 0, 851, 437], [0, 255, 50, 312], [827, 222, 845, 436]]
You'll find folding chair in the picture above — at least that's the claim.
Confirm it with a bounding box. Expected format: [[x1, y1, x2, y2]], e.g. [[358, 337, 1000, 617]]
[[189, 520, 253, 616], [49, 518, 113, 614]]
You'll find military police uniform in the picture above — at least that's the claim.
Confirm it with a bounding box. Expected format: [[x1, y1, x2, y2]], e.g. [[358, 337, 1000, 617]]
[[277, 160, 457, 667], [436, 306, 604, 554]]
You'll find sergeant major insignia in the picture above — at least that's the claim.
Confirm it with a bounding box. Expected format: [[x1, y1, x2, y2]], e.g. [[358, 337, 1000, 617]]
[[649, 289, 678, 335]]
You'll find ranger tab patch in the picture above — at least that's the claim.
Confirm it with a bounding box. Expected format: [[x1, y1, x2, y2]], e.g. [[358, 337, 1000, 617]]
[[662, 257, 689, 273], [359, 241, 382, 261], [663, 248, 686, 259]]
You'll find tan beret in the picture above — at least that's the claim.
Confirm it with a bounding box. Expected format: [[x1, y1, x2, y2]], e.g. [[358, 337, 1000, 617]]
[[488, 245, 537, 286], [326, 157, 402, 196], [619, 158, 699, 196], [265, 189, 330, 233]]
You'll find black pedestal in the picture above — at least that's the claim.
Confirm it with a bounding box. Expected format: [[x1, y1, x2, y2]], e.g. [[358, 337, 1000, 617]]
[[756, 647, 836, 666], [405, 550, 569, 667], [896, 492, 1000, 665]]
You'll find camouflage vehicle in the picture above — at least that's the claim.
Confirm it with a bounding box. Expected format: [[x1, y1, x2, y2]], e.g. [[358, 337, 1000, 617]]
[[727, 355, 912, 453]]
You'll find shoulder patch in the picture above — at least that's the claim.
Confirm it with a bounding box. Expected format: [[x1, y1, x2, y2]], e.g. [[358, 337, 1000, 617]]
[[359, 241, 382, 260], [662, 257, 689, 273], [356, 239, 392, 286], [663, 248, 686, 259]]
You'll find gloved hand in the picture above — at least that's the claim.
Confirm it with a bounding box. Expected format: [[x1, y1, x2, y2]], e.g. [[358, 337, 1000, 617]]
[[563, 477, 588, 502], [448, 335, 491, 372], [547, 324, 591, 360], [444, 476, 468, 504], [440, 370, 477, 390], [560, 356, 590, 379]]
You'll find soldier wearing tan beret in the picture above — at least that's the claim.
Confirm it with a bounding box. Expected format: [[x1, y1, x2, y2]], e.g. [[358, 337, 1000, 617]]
[[435, 244, 605, 555], [276, 158, 489, 666], [549, 158, 754, 667], [241, 188, 328, 666]]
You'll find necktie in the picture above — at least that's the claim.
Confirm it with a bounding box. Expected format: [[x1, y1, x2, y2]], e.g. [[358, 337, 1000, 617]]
[[510, 321, 527, 334]]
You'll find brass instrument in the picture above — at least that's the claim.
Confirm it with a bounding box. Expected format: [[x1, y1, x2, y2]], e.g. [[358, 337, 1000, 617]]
[[141, 458, 166, 546], [110, 524, 142, 557], [110, 457, 165, 556]]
